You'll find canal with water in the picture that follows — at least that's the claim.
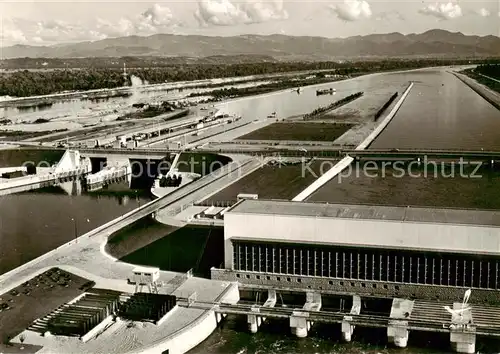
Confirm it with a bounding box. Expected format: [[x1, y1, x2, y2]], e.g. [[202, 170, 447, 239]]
[[370, 70, 500, 150], [1, 67, 500, 353]]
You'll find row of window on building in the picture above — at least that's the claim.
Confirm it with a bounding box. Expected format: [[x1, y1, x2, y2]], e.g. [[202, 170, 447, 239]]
[[232, 240, 500, 290]]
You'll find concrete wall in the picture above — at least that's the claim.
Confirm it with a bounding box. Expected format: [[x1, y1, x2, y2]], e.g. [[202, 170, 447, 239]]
[[355, 82, 414, 150], [224, 213, 500, 268], [292, 156, 354, 202], [212, 268, 500, 304], [139, 283, 240, 354]]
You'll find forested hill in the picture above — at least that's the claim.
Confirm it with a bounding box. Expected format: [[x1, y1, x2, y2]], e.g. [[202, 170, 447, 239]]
[[2, 29, 499, 60]]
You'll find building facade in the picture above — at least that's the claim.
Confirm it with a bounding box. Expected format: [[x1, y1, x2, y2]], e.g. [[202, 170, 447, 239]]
[[212, 199, 500, 302]]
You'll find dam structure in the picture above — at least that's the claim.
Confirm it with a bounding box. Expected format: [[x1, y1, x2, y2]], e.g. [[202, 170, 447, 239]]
[[0, 150, 91, 196], [84, 156, 131, 192], [2, 66, 500, 354], [211, 198, 500, 353]]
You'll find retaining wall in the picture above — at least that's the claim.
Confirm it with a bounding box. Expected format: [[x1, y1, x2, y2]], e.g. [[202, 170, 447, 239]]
[[139, 282, 240, 354], [292, 156, 354, 201], [452, 72, 500, 111], [356, 82, 414, 150], [212, 269, 500, 304]]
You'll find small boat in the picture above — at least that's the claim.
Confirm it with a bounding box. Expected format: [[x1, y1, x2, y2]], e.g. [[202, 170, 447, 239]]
[[316, 88, 336, 95], [267, 112, 277, 118]]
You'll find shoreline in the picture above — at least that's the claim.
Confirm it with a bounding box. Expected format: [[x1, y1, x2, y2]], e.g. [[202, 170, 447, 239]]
[[452, 71, 500, 111], [0, 68, 340, 108]]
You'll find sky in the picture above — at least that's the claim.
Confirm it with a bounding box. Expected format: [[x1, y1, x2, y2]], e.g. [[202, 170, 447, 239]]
[[0, 0, 499, 47]]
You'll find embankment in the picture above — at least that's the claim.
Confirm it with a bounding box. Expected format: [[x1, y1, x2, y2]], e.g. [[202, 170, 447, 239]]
[[303, 92, 364, 120], [452, 72, 500, 111], [374, 92, 398, 121], [356, 82, 414, 150]]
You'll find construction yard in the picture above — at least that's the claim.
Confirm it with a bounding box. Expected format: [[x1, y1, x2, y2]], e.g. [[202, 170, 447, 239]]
[[236, 122, 353, 142]]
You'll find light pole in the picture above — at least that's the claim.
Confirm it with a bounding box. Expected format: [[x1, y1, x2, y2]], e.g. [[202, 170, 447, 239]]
[[71, 217, 77, 243], [71, 217, 90, 243]]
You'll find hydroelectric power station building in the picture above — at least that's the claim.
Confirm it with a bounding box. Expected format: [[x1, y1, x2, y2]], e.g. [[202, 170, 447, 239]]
[[211, 199, 500, 352], [214, 199, 500, 298]]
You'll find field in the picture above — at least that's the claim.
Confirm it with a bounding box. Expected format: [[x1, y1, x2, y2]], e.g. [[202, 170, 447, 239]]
[[236, 122, 353, 141], [0, 268, 92, 348], [307, 161, 500, 210], [204, 159, 339, 204]]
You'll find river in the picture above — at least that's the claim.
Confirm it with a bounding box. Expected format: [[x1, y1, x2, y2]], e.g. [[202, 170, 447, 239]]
[[0, 148, 153, 275], [0, 80, 272, 128]]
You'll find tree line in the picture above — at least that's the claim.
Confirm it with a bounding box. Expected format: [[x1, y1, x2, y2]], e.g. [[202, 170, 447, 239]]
[[1, 58, 497, 97]]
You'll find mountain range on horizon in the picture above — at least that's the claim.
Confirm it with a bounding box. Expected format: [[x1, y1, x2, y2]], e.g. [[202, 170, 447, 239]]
[[1, 29, 499, 60]]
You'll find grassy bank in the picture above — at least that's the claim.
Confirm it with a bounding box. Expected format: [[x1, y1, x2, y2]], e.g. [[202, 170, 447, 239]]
[[237, 122, 353, 142], [462, 68, 500, 94], [204, 159, 340, 204]]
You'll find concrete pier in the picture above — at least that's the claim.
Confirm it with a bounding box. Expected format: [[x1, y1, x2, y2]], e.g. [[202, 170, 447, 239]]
[[248, 306, 261, 333], [248, 290, 276, 333], [290, 292, 321, 337], [341, 295, 361, 342], [387, 298, 414, 348], [450, 302, 476, 354], [290, 311, 309, 338], [303, 292, 321, 332]]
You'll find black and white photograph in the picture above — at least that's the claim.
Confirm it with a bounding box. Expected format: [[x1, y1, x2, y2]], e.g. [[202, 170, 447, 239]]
[[0, 0, 500, 353]]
